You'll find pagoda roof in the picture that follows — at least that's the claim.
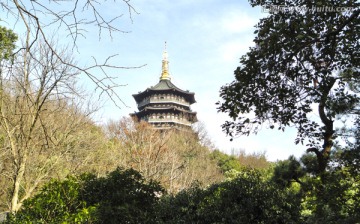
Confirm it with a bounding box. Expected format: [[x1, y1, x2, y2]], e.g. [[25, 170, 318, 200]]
[[133, 79, 196, 104], [133, 106, 197, 115], [131, 106, 197, 122]]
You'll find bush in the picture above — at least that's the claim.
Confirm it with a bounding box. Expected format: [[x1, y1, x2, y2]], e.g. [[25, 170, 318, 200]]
[[7, 167, 163, 224]]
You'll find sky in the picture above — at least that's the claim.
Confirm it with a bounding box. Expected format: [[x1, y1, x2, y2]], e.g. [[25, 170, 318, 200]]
[[3, 0, 306, 161]]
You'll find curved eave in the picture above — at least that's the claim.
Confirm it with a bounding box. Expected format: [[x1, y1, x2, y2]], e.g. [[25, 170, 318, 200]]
[[130, 109, 198, 123], [140, 106, 197, 113], [133, 89, 196, 104], [133, 106, 197, 116], [138, 102, 190, 111]]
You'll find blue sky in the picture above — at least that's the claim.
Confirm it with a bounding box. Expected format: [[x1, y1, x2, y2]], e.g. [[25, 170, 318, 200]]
[[3, 0, 306, 161]]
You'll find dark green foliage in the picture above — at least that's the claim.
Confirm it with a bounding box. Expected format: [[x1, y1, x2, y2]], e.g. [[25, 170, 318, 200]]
[[300, 154, 319, 175], [273, 151, 360, 223], [157, 168, 301, 224], [300, 168, 360, 223], [0, 26, 17, 61], [218, 0, 360, 173], [340, 117, 360, 175], [273, 156, 306, 187], [6, 177, 96, 223], [81, 167, 164, 224], [7, 167, 163, 224], [156, 182, 206, 224], [306, 118, 360, 222]]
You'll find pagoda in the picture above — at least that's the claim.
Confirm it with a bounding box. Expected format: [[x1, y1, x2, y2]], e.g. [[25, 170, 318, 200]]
[[130, 44, 197, 130]]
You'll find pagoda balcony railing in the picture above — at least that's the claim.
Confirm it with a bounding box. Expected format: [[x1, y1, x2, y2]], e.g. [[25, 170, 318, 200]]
[[147, 118, 192, 126], [138, 98, 190, 108]]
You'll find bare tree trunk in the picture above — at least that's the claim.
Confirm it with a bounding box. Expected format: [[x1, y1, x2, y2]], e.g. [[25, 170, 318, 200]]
[[11, 155, 26, 212]]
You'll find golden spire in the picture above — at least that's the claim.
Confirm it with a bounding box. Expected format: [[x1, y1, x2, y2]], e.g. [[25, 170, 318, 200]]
[[160, 41, 171, 80]]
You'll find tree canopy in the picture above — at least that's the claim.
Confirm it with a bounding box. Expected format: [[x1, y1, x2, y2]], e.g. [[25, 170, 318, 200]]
[[0, 26, 17, 61], [6, 168, 163, 224], [218, 0, 359, 173]]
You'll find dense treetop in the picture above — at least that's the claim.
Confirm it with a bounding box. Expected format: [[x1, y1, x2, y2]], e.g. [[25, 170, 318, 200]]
[[218, 0, 359, 173]]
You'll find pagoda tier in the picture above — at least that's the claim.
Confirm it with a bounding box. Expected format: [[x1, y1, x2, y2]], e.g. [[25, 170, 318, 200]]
[[131, 106, 197, 129], [133, 79, 195, 107], [130, 44, 197, 129]]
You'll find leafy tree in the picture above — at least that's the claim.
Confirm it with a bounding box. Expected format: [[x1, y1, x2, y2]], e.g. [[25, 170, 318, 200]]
[[157, 168, 301, 223], [218, 0, 360, 175], [273, 156, 306, 187], [6, 177, 96, 224], [210, 149, 270, 174], [156, 182, 207, 224], [81, 167, 164, 224], [7, 167, 163, 224], [340, 116, 360, 175], [210, 150, 242, 173], [0, 26, 17, 61], [272, 149, 360, 222]]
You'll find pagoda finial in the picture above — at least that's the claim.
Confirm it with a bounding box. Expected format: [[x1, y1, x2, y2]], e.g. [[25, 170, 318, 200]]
[[160, 41, 171, 80]]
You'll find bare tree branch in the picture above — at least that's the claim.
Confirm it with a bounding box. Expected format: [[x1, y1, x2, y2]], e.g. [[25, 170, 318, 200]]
[[1, 0, 140, 108]]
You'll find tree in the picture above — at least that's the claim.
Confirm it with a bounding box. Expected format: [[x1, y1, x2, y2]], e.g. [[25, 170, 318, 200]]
[[218, 0, 360, 174], [340, 116, 360, 175], [0, 0, 139, 213], [6, 177, 97, 224], [272, 118, 360, 222], [1, 1, 138, 108], [81, 167, 163, 224], [210, 150, 243, 173], [105, 118, 222, 193], [0, 38, 100, 213], [7, 168, 163, 224], [157, 168, 301, 223], [0, 26, 17, 61], [192, 121, 216, 150]]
